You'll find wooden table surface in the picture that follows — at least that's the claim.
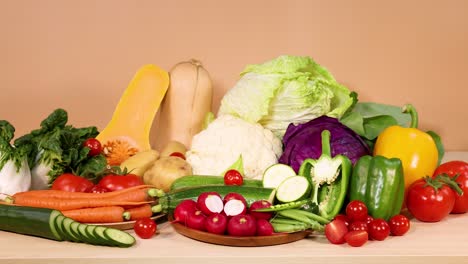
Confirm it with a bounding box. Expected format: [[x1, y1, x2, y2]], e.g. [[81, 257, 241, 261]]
[[1, 152, 467, 264]]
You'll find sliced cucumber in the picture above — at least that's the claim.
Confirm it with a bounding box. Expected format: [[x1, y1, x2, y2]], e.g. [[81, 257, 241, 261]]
[[77, 224, 99, 245], [54, 215, 73, 241], [49, 210, 63, 241], [61, 217, 80, 242], [104, 228, 136, 248], [93, 226, 114, 246], [70, 221, 84, 242], [262, 164, 296, 189], [276, 176, 311, 203], [85, 225, 107, 245]]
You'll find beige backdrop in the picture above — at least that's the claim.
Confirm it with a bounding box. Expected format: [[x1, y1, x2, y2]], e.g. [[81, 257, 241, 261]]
[[1, 0, 467, 150]]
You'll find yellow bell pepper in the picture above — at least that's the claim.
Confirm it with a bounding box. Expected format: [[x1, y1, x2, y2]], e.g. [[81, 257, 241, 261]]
[[373, 104, 438, 190]]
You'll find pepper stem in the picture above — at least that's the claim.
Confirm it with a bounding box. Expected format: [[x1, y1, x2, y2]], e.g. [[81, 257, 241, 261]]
[[402, 104, 419, 128], [320, 130, 332, 157]]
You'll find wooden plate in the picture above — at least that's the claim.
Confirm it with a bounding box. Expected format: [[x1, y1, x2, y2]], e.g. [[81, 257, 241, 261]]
[[170, 217, 312, 247], [89, 214, 166, 230]]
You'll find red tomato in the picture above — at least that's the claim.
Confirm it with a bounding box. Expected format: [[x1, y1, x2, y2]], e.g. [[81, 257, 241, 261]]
[[433, 160, 468, 214], [367, 219, 390, 241], [333, 214, 350, 227], [345, 230, 368, 247], [406, 177, 456, 222], [87, 185, 110, 194], [346, 200, 368, 223], [170, 152, 186, 160], [134, 218, 157, 239], [83, 138, 102, 157], [324, 219, 348, 244], [97, 174, 144, 191], [224, 170, 244, 186], [388, 214, 410, 236], [52, 173, 94, 192], [349, 221, 368, 232], [365, 215, 374, 225]]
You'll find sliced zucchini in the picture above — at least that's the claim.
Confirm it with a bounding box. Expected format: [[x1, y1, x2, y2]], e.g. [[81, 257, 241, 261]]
[[262, 164, 296, 189], [276, 176, 311, 203]]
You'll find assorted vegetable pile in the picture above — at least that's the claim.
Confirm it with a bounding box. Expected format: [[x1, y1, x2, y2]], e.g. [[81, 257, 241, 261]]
[[0, 55, 466, 250]]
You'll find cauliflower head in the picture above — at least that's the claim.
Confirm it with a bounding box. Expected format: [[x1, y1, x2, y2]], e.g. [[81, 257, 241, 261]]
[[186, 115, 283, 180]]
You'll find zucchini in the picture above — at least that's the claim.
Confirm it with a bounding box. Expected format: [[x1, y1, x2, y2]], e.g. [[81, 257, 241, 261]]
[[262, 164, 296, 189], [170, 175, 263, 191], [0, 204, 135, 247], [276, 176, 311, 203], [160, 185, 276, 211]]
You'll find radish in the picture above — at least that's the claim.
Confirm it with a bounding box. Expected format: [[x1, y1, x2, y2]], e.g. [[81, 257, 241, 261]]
[[186, 210, 207, 231], [173, 199, 198, 224], [256, 219, 274, 236], [227, 215, 257, 236], [223, 192, 247, 207], [249, 200, 273, 220], [205, 213, 228, 235], [197, 192, 224, 216], [224, 199, 247, 217]]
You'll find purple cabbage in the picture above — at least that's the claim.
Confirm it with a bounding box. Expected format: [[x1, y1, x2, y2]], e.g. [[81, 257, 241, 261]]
[[279, 116, 370, 172]]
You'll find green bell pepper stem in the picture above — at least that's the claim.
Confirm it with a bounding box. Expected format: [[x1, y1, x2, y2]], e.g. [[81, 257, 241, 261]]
[[402, 104, 418, 128], [298, 129, 352, 220], [321, 130, 331, 156]]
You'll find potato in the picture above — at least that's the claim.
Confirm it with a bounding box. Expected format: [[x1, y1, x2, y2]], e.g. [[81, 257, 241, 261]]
[[160, 140, 187, 157], [120, 149, 160, 177], [143, 156, 192, 192]]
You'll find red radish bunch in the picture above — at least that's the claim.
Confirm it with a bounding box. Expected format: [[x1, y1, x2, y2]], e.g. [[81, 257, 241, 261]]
[[324, 200, 410, 247], [173, 192, 275, 236]]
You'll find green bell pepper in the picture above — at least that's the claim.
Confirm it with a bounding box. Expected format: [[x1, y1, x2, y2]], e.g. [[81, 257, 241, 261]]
[[350, 155, 405, 221], [298, 130, 352, 220]]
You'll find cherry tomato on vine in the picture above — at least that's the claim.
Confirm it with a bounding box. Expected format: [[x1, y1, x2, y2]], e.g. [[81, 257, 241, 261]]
[[388, 214, 410, 236], [224, 169, 243, 186], [346, 200, 368, 222], [433, 160, 468, 214], [134, 218, 157, 239], [83, 138, 102, 157], [170, 152, 186, 160], [367, 218, 390, 241], [333, 214, 350, 227]]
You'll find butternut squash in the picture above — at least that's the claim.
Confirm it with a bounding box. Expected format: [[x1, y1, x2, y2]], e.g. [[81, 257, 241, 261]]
[[152, 59, 213, 150], [97, 64, 169, 165]]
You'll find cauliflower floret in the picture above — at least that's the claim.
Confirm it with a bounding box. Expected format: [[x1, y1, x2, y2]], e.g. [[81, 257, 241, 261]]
[[186, 115, 283, 180]]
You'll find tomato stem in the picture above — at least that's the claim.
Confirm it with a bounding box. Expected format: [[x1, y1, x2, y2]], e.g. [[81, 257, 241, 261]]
[[435, 174, 464, 195]]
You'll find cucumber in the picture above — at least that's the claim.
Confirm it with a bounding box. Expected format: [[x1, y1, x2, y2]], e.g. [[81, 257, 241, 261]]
[[103, 228, 136, 248], [170, 175, 263, 191], [0, 204, 136, 247], [262, 164, 296, 189], [276, 176, 311, 203], [61, 217, 80, 242], [0, 204, 62, 241], [160, 185, 276, 211]]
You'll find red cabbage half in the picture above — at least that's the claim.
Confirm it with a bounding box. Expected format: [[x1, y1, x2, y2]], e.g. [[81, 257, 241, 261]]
[[279, 116, 370, 172]]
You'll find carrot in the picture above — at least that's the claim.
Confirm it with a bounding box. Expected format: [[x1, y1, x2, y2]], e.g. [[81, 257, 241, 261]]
[[12, 185, 159, 200], [11, 195, 152, 211], [123, 204, 153, 221], [62, 206, 125, 223]]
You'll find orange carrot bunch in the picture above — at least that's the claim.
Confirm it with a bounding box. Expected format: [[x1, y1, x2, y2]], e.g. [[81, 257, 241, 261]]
[[7, 185, 165, 223]]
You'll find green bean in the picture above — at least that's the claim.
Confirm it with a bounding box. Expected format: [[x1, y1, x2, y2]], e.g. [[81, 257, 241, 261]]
[[286, 209, 330, 225], [253, 199, 310, 212], [271, 222, 309, 233], [277, 210, 324, 232]]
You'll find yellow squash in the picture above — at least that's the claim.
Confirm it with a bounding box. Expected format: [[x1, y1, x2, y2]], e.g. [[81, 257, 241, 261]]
[[97, 64, 169, 165], [373, 104, 438, 190]]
